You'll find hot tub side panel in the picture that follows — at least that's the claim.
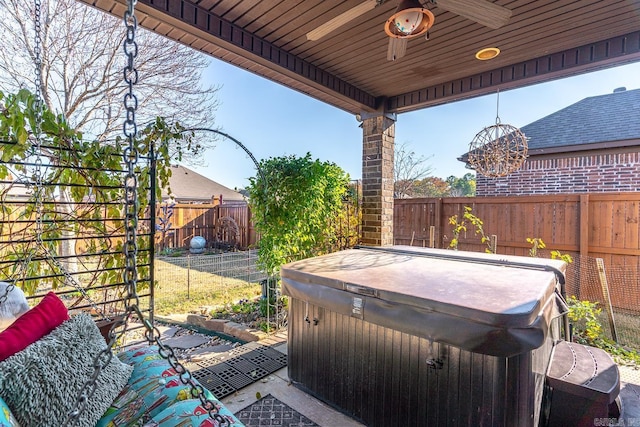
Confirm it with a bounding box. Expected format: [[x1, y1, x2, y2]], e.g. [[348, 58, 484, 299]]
[[288, 298, 554, 427]]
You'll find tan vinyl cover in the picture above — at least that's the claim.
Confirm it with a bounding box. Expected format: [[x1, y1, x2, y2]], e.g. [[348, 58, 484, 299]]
[[281, 246, 567, 357]]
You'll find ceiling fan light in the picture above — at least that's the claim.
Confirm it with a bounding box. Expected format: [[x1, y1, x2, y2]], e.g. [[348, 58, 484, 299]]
[[384, 0, 435, 39], [393, 10, 425, 34]]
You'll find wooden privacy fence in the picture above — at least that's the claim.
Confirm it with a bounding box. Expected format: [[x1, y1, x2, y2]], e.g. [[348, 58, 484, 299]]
[[394, 193, 640, 312], [156, 203, 256, 250]]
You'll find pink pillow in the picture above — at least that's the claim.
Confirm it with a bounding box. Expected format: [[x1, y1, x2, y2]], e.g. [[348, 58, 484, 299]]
[[0, 292, 69, 362]]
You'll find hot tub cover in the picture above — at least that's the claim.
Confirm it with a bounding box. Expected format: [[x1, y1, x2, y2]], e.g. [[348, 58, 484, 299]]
[[281, 246, 567, 357]]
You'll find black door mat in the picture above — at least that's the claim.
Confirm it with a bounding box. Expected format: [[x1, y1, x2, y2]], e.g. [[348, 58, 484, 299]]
[[187, 342, 287, 399], [235, 394, 319, 426]]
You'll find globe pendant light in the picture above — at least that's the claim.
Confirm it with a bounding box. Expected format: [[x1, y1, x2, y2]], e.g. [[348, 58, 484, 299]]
[[384, 0, 435, 39]]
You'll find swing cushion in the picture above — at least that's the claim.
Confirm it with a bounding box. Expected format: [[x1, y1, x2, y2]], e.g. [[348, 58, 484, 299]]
[[0, 313, 133, 427], [149, 399, 241, 426], [0, 291, 69, 362], [0, 394, 19, 426], [96, 345, 244, 426]]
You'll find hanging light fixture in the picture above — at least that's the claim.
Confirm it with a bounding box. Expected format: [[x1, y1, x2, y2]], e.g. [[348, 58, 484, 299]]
[[468, 90, 528, 177], [384, 0, 435, 39]]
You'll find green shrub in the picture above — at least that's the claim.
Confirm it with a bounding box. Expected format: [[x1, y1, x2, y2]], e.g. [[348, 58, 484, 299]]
[[247, 153, 350, 276], [567, 296, 640, 367]]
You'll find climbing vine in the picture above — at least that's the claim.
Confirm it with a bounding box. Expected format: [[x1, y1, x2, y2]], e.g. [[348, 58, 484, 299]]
[[0, 89, 195, 295], [448, 206, 494, 253], [247, 153, 350, 276], [526, 237, 573, 264]]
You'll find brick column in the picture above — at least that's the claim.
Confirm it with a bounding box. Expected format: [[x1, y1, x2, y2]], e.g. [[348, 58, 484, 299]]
[[361, 114, 395, 246]]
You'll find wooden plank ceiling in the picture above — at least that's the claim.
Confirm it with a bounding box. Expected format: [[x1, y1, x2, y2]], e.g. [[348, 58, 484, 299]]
[[77, 0, 640, 115]]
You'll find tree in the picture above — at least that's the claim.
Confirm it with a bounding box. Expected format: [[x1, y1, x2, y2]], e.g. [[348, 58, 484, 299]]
[[413, 176, 450, 197], [394, 142, 433, 198], [1, 0, 215, 281], [247, 153, 350, 276], [0, 0, 218, 161], [446, 173, 476, 197]]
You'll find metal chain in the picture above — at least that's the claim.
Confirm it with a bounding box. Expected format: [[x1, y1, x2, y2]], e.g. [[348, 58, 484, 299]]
[[149, 323, 231, 424], [33, 0, 43, 229], [495, 88, 501, 125], [64, 0, 141, 421], [2, 0, 46, 309], [0, 282, 15, 305], [66, 0, 228, 424], [31, 0, 107, 318], [0, 0, 46, 309], [33, 0, 46, 295], [122, 0, 140, 317]]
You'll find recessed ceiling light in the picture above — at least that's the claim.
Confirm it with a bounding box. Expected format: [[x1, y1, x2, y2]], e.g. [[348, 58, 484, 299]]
[[475, 47, 501, 60]]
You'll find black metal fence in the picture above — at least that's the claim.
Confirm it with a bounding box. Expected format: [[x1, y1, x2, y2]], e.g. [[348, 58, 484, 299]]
[[0, 138, 154, 321]]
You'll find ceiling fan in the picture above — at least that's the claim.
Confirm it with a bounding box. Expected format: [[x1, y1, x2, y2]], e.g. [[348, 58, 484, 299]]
[[306, 0, 512, 61]]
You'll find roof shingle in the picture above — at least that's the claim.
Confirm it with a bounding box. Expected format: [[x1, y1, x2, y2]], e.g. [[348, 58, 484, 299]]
[[520, 88, 640, 150], [162, 165, 245, 203]]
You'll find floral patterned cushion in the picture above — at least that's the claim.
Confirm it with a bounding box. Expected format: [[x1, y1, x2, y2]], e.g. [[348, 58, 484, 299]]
[[0, 395, 20, 427], [96, 384, 147, 427], [98, 346, 244, 427], [144, 399, 243, 427], [118, 345, 162, 365]]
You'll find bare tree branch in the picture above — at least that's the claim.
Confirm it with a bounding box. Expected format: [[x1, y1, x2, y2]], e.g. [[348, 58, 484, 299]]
[[0, 0, 220, 163], [393, 141, 434, 198]]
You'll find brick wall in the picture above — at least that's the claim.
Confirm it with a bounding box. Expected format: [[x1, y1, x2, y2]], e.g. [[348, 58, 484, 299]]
[[361, 115, 395, 246], [477, 152, 640, 196]]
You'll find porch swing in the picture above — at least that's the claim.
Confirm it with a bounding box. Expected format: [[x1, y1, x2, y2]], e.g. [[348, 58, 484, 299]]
[[0, 0, 243, 425]]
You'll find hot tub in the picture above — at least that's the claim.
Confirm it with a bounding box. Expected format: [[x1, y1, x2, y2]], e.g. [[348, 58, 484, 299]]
[[281, 246, 568, 427]]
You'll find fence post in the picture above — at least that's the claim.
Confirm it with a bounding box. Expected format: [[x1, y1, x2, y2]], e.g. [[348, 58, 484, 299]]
[[595, 258, 618, 342], [435, 198, 443, 248], [490, 234, 498, 254], [187, 254, 191, 299], [578, 194, 590, 300]]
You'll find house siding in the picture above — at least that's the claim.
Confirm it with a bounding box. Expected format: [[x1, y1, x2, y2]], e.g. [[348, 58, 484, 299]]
[[477, 152, 640, 196]]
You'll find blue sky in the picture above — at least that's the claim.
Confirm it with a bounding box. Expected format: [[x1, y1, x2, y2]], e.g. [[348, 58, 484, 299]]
[[194, 60, 640, 190]]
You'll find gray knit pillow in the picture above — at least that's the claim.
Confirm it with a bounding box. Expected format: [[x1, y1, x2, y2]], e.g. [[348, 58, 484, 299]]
[[0, 313, 133, 427]]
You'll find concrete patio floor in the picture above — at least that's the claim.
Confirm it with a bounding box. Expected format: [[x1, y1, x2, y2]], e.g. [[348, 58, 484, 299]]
[[618, 365, 640, 424]]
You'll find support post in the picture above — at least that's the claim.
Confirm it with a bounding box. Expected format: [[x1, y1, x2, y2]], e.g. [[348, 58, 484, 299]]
[[360, 113, 396, 246]]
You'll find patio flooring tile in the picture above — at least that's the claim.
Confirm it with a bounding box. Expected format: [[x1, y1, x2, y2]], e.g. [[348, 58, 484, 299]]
[[162, 333, 211, 349]]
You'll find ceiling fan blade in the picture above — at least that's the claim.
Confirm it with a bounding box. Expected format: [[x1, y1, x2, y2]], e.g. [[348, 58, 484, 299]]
[[387, 37, 408, 61], [307, 0, 378, 41], [435, 0, 512, 29]]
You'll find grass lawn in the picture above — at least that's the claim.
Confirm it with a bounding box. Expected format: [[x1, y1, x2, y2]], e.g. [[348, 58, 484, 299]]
[[153, 258, 262, 316]]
